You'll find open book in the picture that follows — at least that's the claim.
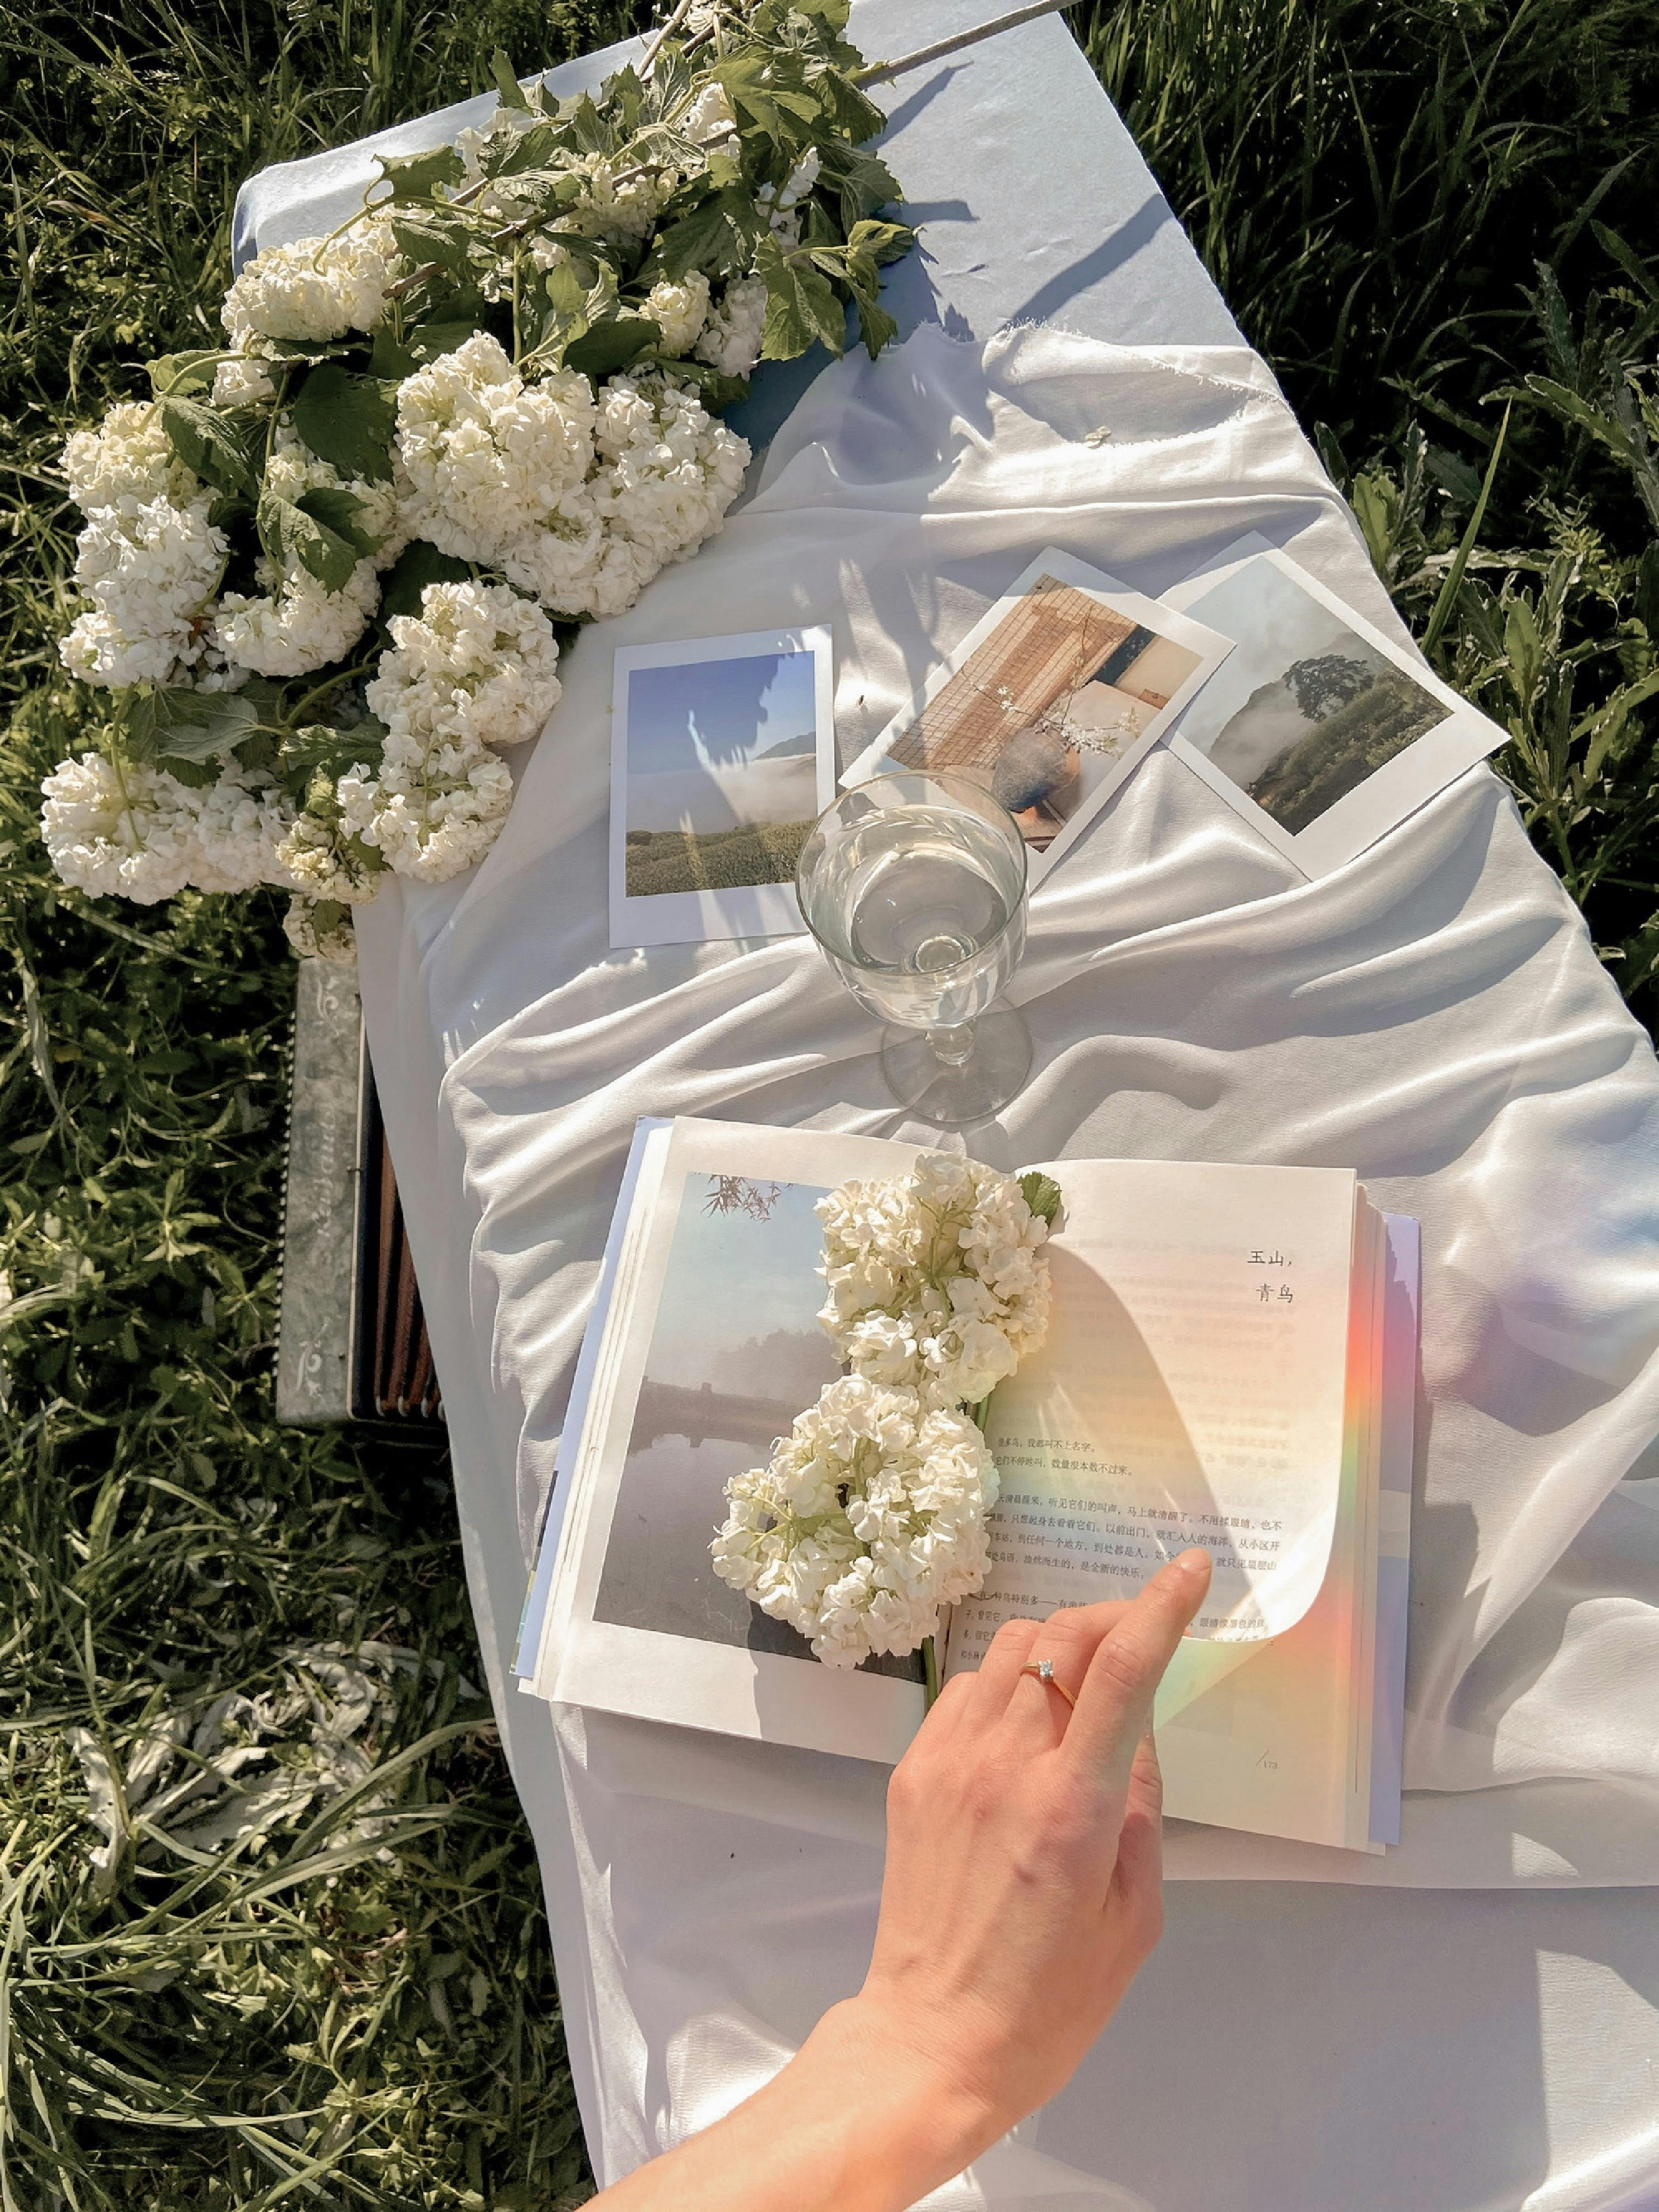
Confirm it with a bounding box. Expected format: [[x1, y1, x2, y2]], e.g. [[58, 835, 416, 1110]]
[[517, 1118, 1419, 1855]]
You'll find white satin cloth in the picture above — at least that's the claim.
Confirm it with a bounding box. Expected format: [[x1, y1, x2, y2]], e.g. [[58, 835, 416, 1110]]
[[240, 5, 1659, 2202]]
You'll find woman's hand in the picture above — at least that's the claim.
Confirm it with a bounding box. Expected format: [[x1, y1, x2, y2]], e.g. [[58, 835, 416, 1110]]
[[594, 1547, 1212, 2212], [852, 1546, 1214, 2151]]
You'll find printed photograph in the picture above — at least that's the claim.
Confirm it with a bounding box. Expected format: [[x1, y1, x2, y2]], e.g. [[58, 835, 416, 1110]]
[[885, 572, 1206, 850], [593, 1172, 923, 1682], [622, 646, 823, 897], [1173, 556, 1452, 835]]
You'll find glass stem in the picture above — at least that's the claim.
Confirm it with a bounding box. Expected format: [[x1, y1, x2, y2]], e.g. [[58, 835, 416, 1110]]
[[927, 1020, 976, 1068]]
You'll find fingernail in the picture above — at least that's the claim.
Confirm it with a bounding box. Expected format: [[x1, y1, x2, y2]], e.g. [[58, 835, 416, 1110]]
[[1173, 1547, 1211, 1576]]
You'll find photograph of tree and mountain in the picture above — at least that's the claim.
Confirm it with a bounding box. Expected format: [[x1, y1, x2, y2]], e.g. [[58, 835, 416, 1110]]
[[622, 647, 821, 898], [1179, 556, 1451, 835]]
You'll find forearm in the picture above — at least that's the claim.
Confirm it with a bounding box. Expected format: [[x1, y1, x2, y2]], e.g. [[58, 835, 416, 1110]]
[[590, 1995, 997, 2212]]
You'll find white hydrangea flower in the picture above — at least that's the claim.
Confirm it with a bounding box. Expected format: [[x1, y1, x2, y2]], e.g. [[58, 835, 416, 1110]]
[[343, 580, 560, 884], [263, 424, 409, 570], [364, 577, 562, 752], [777, 146, 821, 210], [337, 747, 514, 884], [680, 80, 740, 154], [221, 219, 401, 348], [272, 770, 384, 904], [189, 769, 300, 894], [211, 354, 277, 408], [553, 152, 682, 244], [817, 1154, 1053, 1408], [395, 333, 596, 566], [711, 1376, 999, 1668], [646, 269, 711, 357], [504, 373, 746, 618], [695, 276, 768, 378], [284, 897, 358, 964], [41, 752, 201, 903], [210, 555, 380, 679], [62, 401, 191, 511], [40, 752, 293, 905], [59, 493, 226, 690]]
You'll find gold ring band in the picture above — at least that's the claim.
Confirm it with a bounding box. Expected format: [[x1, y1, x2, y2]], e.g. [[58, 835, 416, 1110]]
[[1020, 1658, 1076, 1709]]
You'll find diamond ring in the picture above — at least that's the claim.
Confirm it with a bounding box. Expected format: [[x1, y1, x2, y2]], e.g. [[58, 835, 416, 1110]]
[[1020, 1657, 1076, 1710]]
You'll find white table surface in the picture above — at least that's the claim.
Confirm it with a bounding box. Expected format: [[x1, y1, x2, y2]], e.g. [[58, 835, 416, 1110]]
[[239, 7, 1659, 2203]]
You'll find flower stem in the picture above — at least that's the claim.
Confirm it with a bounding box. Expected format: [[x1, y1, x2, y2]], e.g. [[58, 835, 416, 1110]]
[[922, 1633, 940, 1708], [853, 0, 1073, 86]]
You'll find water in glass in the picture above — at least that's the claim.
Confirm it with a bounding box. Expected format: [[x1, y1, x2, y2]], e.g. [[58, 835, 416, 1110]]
[[822, 804, 1025, 1031]]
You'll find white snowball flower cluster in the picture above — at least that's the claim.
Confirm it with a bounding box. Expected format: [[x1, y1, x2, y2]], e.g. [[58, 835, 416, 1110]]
[[221, 219, 402, 349], [40, 752, 296, 905], [711, 1375, 1000, 1668], [342, 580, 561, 882], [283, 897, 358, 964], [501, 370, 748, 618], [212, 555, 380, 680], [818, 1154, 1053, 1408], [209, 431, 401, 679], [695, 277, 769, 378], [679, 80, 740, 154], [554, 151, 684, 244], [61, 496, 226, 688], [646, 270, 711, 357], [58, 402, 225, 690], [395, 334, 596, 562], [62, 402, 191, 511], [211, 355, 277, 409]]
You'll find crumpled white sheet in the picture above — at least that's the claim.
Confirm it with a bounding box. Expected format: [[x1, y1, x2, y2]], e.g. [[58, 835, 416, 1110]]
[[349, 322, 1659, 2204]]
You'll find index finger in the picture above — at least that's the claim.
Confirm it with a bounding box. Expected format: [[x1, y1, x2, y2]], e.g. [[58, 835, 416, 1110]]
[[1062, 1549, 1212, 1781]]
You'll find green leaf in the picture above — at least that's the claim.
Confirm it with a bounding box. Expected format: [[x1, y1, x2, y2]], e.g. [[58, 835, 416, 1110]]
[[296, 484, 385, 559], [291, 364, 398, 484], [259, 490, 359, 592], [656, 356, 751, 411], [124, 687, 260, 768], [492, 48, 532, 112], [810, 67, 887, 146], [490, 121, 567, 178], [1018, 1171, 1063, 1226], [562, 90, 614, 155], [754, 231, 846, 361], [852, 292, 897, 360], [814, 139, 901, 232], [147, 351, 224, 399], [714, 52, 821, 139], [370, 319, 485, 379], [377, 540, 474, 622], [846, 216, 915, 268], [388, 210, 475, 281], [158, 395, 257, 499], [376, 144, 466, 202], [651, 192, 755, 282], [563, 315, 662, 380]]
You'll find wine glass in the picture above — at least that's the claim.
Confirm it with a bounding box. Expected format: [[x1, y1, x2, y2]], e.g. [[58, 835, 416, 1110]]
[[795, 768, 1032, 1126]]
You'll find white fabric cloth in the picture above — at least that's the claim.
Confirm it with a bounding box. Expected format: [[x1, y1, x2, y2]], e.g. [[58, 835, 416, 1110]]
[[238, 6, 1659, 2202]]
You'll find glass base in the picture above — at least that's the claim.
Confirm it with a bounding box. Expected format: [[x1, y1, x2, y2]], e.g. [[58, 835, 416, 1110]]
[[880, 1000, 1033, 1127]]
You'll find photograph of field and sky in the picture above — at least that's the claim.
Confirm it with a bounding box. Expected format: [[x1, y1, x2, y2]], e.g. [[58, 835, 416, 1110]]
[[1175, 556, 1451, 834], [592, 1172, 921, 1680], [623, 646, 822, 897]]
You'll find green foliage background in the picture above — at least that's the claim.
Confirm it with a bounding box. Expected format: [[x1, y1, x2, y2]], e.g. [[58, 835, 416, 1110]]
[[0, 0, 1655, 2205]]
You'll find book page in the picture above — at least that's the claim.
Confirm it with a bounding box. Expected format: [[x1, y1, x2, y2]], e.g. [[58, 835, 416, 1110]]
[[948, 1159, 1359, 1680], [548, 1118, 936, 1763]]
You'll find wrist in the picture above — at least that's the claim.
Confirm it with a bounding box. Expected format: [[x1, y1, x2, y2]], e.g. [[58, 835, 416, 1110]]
[[786, 1993, 1006, 2209]]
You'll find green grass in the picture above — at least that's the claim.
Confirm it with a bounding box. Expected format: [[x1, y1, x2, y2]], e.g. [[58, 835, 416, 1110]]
[[623, 821, 812, 896], [1, 0, 1656, 2205]]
